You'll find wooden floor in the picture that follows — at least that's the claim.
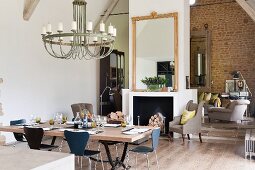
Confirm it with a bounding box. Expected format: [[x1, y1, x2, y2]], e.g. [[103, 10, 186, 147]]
[[28, 136, 254, 170]]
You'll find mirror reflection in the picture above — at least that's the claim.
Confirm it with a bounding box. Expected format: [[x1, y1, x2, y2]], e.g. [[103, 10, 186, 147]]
[[190, 29, 211, 90], [136, 18, 175, 89], [132, 12, 178, 91]]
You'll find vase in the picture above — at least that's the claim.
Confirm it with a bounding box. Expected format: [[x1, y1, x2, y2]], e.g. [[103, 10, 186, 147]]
[[147, 84, 161, 92]]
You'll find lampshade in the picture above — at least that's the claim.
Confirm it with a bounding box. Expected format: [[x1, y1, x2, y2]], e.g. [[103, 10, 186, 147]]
[[231, 71, 240, 79]]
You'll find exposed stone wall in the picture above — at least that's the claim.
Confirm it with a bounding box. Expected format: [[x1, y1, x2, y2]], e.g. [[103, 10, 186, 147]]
[[191, 0, 255, 115], [0, 78, 5, 145]]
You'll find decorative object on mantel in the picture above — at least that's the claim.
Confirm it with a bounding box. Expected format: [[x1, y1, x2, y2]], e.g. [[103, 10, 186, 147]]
[[41, 0, 116, 60], [141, 77, 166, 92]]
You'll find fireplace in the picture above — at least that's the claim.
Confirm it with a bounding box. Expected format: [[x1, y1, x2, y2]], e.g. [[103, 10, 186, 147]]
[[133, 96, 173, 134]]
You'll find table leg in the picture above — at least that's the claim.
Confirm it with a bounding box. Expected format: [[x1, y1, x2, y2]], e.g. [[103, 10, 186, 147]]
[[101, 141, 130, 170], [51, 136, 56, 145], [101, 141, 115, 169]]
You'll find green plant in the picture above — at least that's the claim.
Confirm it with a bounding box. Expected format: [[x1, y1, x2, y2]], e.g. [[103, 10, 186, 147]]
[[141, 76, 167, 86]]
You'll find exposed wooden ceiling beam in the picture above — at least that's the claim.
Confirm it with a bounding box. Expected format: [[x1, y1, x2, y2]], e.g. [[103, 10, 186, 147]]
[[236, 0, 255, 21], [23, 0, 40, 21], [94, 0, 120, 31]]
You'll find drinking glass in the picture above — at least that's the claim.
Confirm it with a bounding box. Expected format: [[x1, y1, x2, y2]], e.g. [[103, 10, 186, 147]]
[[30, 114, 35, 126], [96, 115, 102, 130], [101, 116, 107, 128], [126, 114, 132, 125], [55, 113, 63, 126]]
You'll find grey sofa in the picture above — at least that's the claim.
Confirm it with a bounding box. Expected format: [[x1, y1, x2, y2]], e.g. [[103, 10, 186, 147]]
[[169, 100, 205, 143], [208, 99, 250, 122]]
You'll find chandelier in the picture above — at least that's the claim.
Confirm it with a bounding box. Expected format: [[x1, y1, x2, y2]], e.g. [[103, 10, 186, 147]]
[[41, 0, 116, 60]]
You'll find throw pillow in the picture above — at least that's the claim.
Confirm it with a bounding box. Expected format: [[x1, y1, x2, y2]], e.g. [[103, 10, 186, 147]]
[[198, 92, 205, 102], [209, 93, 219, 105], [180, 109, 196, 125], [203, 93, 211, 102], [214, 98, 221, 107]]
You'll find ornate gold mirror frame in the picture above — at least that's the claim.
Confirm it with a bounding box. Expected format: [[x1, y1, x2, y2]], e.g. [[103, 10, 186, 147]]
[[131, 11, 178, 91]]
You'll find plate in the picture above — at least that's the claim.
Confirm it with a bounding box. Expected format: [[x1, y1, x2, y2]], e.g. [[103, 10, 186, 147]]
[[42, 127, 51, 131], [104, 124, 121, 127], [66, 121, 74, 125], [122, 131, 138, 135]]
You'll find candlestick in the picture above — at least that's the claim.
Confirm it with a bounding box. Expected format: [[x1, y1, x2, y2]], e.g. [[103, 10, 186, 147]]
[[93, 36, 98, 42], [71, 21, 77, 31], [70, 36, 74, 42], [113, 28, 117, 37], [100, 22, 105, 32], [87, 21, 93, 31], [41, 26, 46, 35], [57, 22, 63, 32], [46, 23, 52, 33], [197, 54, 201, 76], [108, 24, 113, 35]]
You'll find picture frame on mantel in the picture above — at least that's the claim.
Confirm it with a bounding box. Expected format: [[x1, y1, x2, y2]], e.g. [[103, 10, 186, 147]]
[[131, 11, 179, 92]]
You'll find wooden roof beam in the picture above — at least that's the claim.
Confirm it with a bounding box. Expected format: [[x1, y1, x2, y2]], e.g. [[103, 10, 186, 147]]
[[94, 0, 120, 31], [23, 0, 40, 21], [236, 0, 255, 22]]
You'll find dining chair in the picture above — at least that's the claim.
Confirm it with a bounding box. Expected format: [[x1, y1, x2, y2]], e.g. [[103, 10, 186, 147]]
[[127, 128, 160, 170], [10, 119, 26, 142], [24, 126, 58, 150], [64, 130, 104, 170]]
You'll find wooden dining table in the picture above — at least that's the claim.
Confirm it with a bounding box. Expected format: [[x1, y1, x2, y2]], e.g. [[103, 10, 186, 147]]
[[0, 123, 154, 170]]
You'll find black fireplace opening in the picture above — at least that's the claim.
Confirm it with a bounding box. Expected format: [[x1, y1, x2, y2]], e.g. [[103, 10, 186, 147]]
[[133, 96, 173, 134]]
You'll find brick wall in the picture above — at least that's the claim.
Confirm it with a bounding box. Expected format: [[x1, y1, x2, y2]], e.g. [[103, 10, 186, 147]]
[[191, 0, 255, 115]]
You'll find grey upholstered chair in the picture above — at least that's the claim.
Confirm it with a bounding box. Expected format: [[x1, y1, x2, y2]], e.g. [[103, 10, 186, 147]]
[[71, 103, 94, 118], [169, 100, 205, 143], [208, 99, 250, 122]]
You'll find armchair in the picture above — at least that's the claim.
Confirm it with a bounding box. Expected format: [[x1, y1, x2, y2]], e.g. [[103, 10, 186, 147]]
[[169, 100, 205, 143], [208, 99, 250, 122]]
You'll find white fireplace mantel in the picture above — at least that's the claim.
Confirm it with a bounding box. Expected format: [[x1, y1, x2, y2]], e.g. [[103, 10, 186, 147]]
[[122, 89, 197, 125]]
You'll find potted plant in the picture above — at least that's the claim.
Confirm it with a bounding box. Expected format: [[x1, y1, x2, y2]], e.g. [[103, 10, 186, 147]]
[[141, 76, 167, 92]]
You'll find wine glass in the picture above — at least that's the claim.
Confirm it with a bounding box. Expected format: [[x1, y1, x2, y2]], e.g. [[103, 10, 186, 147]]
[[30, 114, 35, 126], [101, 116, 107, 129], [96, 115, 102, 130], [126, 114, 132, 126], [55, 113, 63, 126]]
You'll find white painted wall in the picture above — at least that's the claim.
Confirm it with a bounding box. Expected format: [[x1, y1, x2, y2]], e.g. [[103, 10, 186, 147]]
[[0, 0, 110, 143], [106, 0, 129, 88], [129, 0, 191, 91]]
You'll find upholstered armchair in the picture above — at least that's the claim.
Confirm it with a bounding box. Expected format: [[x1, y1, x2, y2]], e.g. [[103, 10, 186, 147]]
[[208, 99, 250, 122], [169, 100, 205, 143], [71, 103, 94, 118]]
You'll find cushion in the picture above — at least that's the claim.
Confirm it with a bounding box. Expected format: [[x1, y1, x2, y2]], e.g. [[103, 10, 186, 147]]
[[180, 109, 196, 125], [198, 92, 205, 102], [209, 93, 219, 105], [214, 98, 221, 107], [203, 93, 211, 102]]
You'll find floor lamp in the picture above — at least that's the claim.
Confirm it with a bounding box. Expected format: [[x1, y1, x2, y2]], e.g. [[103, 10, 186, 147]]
[[100, 86, 114, 116], [233, 71, 252, 98]]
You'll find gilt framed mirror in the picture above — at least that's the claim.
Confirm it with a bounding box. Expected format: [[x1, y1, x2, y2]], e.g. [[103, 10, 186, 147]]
[[131, 11, 178, 91]]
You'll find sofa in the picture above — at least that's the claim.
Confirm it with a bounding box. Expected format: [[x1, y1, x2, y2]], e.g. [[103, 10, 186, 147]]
[[198, 92, 221, 115], [207, 99, 250, 122]]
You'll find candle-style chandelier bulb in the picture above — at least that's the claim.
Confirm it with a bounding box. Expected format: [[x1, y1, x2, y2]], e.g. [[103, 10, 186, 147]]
[[41, 0, 116, 60]]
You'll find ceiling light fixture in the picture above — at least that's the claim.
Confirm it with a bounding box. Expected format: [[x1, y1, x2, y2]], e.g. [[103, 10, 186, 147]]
[[41, 0, 116, 60], [189, 0, 196, 5]]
